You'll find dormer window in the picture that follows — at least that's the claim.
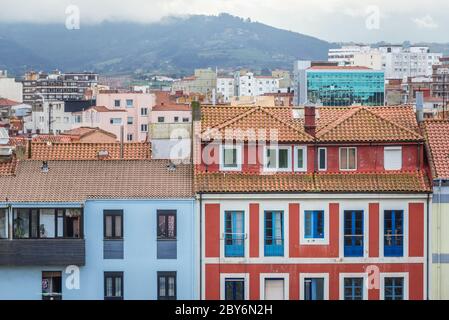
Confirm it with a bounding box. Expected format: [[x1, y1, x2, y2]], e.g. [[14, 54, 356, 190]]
[[220, 144, 242, 171], [384, 146, 402, 171], [340, 147, 357, 171], [294, 146, 308, 172], [264, 146, 291, 172]]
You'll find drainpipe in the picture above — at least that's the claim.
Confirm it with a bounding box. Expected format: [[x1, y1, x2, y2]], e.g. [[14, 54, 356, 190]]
[[199, 193, 203, 300], [426, 192, 430, 300], [437, 179, 443, 299], [7, 204, 12, 240]]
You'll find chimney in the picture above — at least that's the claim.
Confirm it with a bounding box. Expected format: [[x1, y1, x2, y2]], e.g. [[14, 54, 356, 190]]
[[416, 91, 424, 122], [41, 161, 49, 173], [304, 104, 316, 137]]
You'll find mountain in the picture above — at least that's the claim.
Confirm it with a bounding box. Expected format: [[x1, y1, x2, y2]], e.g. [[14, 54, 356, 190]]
[[0, 14, 335, 76]]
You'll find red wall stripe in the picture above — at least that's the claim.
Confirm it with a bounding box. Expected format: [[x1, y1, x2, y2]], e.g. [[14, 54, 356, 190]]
[[369, 203, 380, 258], [205, 203, 220, 258], [409, 203, 424, 257], [249, 203, 260, 258], [289, 203, 300, 257]]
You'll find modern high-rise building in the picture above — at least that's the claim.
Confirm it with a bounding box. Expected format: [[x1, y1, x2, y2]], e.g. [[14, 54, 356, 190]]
[[22, 71, 98, 106], [294, 61, 385, 106]]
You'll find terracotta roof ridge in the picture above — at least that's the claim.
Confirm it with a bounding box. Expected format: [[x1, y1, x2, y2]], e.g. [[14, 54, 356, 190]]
[[206, 106, 260, 132], [317, 107, 423, 141]]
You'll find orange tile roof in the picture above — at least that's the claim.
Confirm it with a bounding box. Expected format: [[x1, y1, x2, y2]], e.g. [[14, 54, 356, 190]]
[[316, 107, 424, 143], [0, 160, 193, 202], [201, 106, 313, 142], [0, 98, 20, 107], [421, 120, 449, 179], [30, 142, 151, 161], [200, 105, 422, 143], [195, 171, 431, 194], [32, 135, 75, 143], [62, 127, 117, 139], [0, 157, 17, 176], [85, 106, 127, 113]]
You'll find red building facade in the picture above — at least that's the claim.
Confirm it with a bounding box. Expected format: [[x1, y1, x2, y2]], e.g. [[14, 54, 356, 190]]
[[195, 105, 431, 300]]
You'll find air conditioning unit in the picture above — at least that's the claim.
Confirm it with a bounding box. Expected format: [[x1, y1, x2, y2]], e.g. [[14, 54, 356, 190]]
[[0, 146, 13, 156]]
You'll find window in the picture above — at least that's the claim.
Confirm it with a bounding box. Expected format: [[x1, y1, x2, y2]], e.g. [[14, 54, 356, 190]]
[[174, 117, 179, 123], [12, 209, 81, 239], [304, 278, 325, 300], [340, 147, 357, 170], [264, 146, 291, 172], [318, 148, 327, 171], [104, 272, 123, 300], [110, 118, 122, 125], [225, 279, 245, 300], [157, 211, 176, 240], [384, 277, 404, 300], [104, 211, 123, 239], [343, 278, 364, 300], [114, 100, 121, 107], [127, 117, 133, 125], [141, 108, 148, 116], [42, 272, 62, 300], [0, 209, 7, 239], [182, 118, 189, 123], [304, 210, 324, 239], [344, 211, 364, 257], [220, 144, 242, 171], [294, 146, 307, 172], [384, 210, 404, 257], [127, 134, 133, 142], [141, 124, 148, 132], [158, 117, 165, 123], [264, 211, 284, 256], [158, 272, 176, 300], [264, 279, 285, 300], [224, 211, 245, 257], [384, 147, 402, 171], [126, 99, 133, 108]]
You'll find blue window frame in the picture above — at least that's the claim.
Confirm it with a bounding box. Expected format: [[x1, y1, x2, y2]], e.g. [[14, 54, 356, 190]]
[[304, 278, 324, 300], [225, 279, 245, 300], [224, 211, 245, 257], [384, 277, 404, 300], [344, 210, 364, 257], [343, 278, 364, 300], [304, 210, 324, 239], [384, 210, 404, 257], [264, 211, 284, 256]]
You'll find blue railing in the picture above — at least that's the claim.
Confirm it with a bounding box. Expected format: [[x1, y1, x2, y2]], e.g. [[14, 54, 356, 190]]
[[225, 237, 245, 257]]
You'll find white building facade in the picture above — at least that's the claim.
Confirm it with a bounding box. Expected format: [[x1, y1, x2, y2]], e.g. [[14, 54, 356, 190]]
[[0, 71, 23, 102]]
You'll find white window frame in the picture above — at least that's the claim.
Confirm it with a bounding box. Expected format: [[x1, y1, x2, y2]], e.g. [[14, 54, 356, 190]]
[[141, 124, 148, 132], [299, 273, 329, 300], [318, 148, 327, 171], [339, 273, 368, 300], [294, 146, 308, 172], [339, 147, 357, 171], [380, 273, 409, 300], [384, 146, 402, 171], [300, 205, 330, 245], [220, 273, 250, 300], [219, 144, 243, 172], [263, 146, 292, 172], [259, 273, 290, 300]]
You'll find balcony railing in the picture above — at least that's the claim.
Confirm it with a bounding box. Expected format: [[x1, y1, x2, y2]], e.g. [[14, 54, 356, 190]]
[[0, 239, 85, 266], [224, 234, 245, 257], [264, 238, 284, 257]]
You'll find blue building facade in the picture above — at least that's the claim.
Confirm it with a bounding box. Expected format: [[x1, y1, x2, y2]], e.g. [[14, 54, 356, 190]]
[[0, 160, 198, 300]]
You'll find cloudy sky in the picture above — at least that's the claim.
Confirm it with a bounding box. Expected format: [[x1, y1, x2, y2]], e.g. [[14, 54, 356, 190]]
[[0, 0, 447, 43]]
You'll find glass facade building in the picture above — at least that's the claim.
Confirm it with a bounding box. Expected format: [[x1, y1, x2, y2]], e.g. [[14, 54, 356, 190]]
[[306, 70, 385, 106]]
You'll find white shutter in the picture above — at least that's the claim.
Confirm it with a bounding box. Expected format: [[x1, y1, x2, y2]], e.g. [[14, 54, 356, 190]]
[[264, 279, 285, 300], [384, 147, 402, 171]]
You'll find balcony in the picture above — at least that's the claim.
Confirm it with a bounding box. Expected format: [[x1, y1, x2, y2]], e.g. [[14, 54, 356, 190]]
[[0, 239, 85, 266]]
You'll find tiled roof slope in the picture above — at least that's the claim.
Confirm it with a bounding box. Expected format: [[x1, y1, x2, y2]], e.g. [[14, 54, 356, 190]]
[[202, 106, 313, 142], [316, 107, 423, 143], [30, 142, 151, 160], [200, 105, 422, 143], [421, 120, 449, 179], [0, 157, 17, 176], [195, 171, 431, 194], [0, 160, 193, 202]]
